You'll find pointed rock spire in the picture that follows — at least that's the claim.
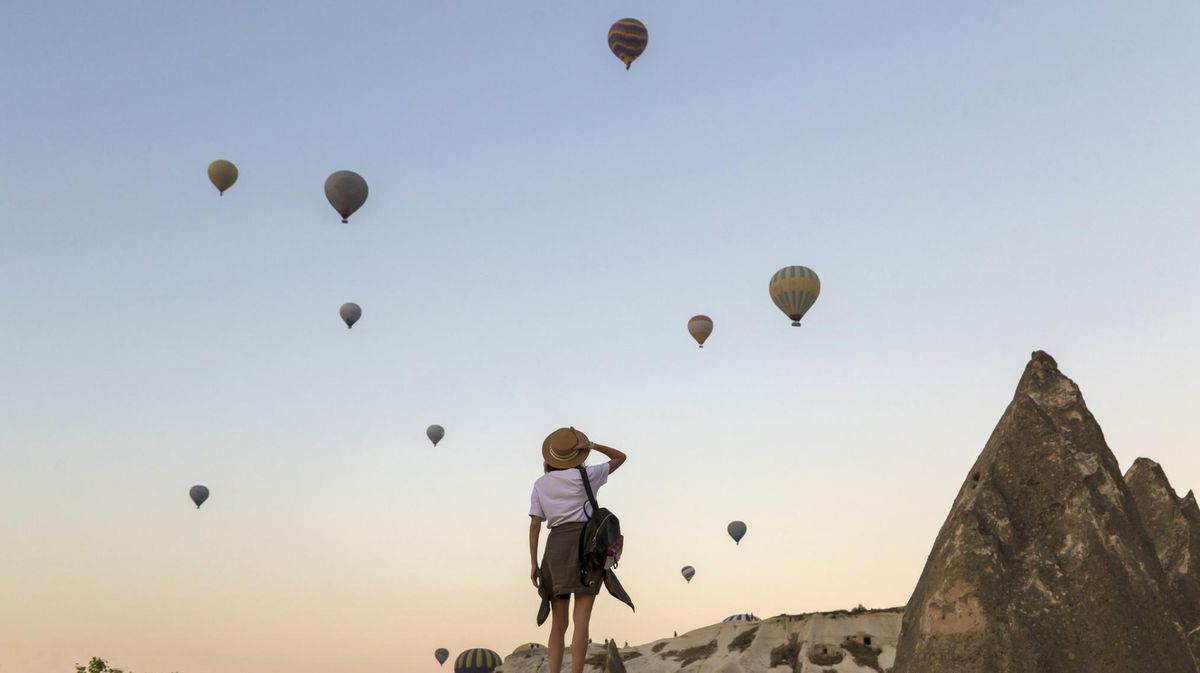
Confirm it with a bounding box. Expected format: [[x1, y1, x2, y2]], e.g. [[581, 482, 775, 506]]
[[1124, 457, 1200, 648], [603, 639, 627, 673], [893, 351, 1196, 673]]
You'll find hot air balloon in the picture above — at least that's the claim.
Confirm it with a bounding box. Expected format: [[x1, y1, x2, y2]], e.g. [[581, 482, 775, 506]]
[[688, 315, 713, 348], [769, 266, 821, 326], [189, 485, 209, 509], [681, 565, 695, 583], [727, 520, 747, 545], [608, 19, 648, 70], [325, 170, 368, 223], [454, 649, 502, 673], [427, 424, 445, 447], [207, 160, 238, 196], [435, 649, 450, 666], [723, 613, 761, 623], [340, 302, 362, 329]]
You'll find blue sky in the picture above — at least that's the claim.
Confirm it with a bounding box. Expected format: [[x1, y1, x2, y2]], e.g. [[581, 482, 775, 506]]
[[2, 2, 1199, 672]]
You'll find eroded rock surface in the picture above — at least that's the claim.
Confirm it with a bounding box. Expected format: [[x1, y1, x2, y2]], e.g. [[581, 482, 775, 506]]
[[495, 609, 902, 673], [1125, 457, 1200, 653], [893, 351, 1197, 673]]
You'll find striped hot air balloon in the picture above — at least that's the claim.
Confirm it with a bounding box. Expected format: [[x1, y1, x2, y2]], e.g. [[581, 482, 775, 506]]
[[608, 18, 648, 70], [454, 649, 501, 673], [681, 565, 695, 583], [769, 266, 821, 326], [723, 613, 762, 623]]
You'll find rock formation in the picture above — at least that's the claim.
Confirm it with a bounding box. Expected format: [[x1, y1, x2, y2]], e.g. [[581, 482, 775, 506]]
[[1125, 457, 1200, 654], [893, 351, 1197, 672], [494, 608, 903, 673]]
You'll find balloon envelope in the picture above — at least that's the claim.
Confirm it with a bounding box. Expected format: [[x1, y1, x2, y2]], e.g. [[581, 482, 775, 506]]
[[608, 18, 648, 69], [435, 649, 450, 666], [207, 160, 238, 195], [325, 170, 369, 223], [189, 485, 209, 509], [681, 565, 695, 583], [727, 520, 747, 544], [340, 302, 362, 329], [723, 613, 761, 623], [454, 649, 502, 673], [427, 424, 445, 446], [769, 266, 821, 326], [688, 315, 713, 348]]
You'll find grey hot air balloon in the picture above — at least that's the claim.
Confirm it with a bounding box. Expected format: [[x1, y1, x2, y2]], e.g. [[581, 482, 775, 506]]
[[435, 649, 450, 666], [340, 302, 362, 329], [681, 565, 695, 583], [325, 170, 368, 223], [727, 520, 747, 545], [427, 424, 445, 447], [189, 485, 209, 509]]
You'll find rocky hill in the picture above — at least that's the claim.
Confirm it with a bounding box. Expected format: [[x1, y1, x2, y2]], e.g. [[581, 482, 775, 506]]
[[893, 351, 1197, 672], [495, 609, 903, 673]]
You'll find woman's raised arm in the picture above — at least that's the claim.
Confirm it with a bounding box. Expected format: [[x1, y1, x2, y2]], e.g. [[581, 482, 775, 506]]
[[590, 443, 626, 474]]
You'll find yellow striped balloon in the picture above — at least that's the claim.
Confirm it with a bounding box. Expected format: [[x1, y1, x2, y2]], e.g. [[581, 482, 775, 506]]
[[454, 649, 501, 673], [608, 18, 648, 70], [769, 266, 821, 326]]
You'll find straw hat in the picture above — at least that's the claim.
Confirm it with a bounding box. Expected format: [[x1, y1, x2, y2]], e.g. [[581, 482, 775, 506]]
[[543, 427, 592, 469]]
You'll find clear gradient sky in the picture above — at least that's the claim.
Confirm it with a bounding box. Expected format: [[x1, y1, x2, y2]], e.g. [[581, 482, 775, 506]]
[[2, 2, 1199, 672]]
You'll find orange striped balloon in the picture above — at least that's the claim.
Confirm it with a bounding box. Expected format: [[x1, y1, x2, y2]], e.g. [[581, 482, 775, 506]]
[[608, 18, 648, 70]]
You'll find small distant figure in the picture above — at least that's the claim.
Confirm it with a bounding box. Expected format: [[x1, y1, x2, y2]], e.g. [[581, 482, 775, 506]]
[[673, 631, 677, 638]]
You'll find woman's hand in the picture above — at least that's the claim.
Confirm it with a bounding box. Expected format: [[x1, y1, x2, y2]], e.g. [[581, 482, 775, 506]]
[[571, 427, 595, 450], [530, 565, 540, 588]]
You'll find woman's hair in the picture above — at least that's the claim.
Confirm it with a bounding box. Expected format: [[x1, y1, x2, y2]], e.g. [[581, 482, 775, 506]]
[[543, 461, 586, 473]]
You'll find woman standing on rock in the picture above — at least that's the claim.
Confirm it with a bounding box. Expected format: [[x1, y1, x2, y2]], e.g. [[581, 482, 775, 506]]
[[529, 427, 627, 673]]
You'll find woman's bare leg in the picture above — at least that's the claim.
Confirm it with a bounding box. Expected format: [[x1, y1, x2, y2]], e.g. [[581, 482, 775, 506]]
[[547, 598, 570, 673], [570, 593, 597, 673]]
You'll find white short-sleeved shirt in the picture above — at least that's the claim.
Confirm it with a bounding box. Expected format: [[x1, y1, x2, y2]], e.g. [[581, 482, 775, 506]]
[[529, 463, 610, 528]]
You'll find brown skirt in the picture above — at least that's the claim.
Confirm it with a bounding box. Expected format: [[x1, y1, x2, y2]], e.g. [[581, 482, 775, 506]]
[[540, 522, 602, 599]]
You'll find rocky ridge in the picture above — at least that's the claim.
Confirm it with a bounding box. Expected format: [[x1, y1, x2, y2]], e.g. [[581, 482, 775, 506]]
[[893, 351, 1196, 672], [1125, 457, 1200, 657], [495, 609, 903, 673]]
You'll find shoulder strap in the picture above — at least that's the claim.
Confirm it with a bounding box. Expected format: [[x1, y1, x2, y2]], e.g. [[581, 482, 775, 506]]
[[578, 466, 600, 514]]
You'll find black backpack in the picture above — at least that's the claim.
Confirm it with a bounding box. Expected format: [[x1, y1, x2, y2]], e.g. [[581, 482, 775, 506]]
[[577, 467, 624, 576]]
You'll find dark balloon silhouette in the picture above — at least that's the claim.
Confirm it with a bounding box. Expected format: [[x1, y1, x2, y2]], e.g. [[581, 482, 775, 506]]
[[189, 485, 209, 509]]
